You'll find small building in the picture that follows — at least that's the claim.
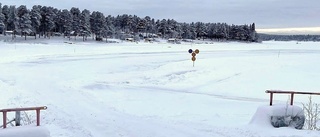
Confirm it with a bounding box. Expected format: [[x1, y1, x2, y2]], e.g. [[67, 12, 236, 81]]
[[5, 31, 14, 35], [167, 38, 176, 43], [168, 38, 181, 44]]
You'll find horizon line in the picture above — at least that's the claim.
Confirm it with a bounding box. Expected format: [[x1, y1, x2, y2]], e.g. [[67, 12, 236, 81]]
[[256, 27, 320, 35]]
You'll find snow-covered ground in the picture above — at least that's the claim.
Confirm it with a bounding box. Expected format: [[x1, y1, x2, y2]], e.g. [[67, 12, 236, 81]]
[[1, 37, 320, 137]]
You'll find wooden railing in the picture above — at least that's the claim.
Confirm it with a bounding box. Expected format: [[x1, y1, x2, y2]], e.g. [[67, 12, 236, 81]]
[[0, 106, 47, 128], [266, 90, 320, 106]]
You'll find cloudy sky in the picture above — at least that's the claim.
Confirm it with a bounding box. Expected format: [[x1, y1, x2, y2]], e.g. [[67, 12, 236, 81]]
[[1, 0, 320, 34]]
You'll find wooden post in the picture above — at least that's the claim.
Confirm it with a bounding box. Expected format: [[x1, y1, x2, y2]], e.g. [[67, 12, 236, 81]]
[[36, 109, 40, 126], [15, 111, 21, 126], [290, 93, 294, 105], [269, 92, 273, 106], [3, 111, 7, 128]]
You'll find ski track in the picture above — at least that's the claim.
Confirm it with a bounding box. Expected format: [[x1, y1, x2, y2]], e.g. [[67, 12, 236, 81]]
[[17, 52, 187, 68], [16, 50, 269, 104], [124, 85, 269, 103]]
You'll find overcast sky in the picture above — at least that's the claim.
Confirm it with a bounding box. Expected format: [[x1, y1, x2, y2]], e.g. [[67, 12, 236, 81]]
[[1, 0, 319, 32]]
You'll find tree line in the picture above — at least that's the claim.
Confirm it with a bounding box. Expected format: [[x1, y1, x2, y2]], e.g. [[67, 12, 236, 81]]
[[0, 3, 258, 42], [258, 34, 320, 42]]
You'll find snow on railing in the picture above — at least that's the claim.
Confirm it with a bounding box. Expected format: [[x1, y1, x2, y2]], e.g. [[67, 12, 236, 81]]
[[266, 90, 320, 106], [0, 106, 47, 129]]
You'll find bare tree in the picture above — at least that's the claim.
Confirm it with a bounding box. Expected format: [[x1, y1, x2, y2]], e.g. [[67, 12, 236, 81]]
[[302, 96, 320, 130]]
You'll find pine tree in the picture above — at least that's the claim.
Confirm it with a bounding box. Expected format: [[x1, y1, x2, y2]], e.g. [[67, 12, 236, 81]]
[[158, 19, 167, 38], [80, 9, 91, 41], [2, 5, 9, 32], [181, 23, 189, 39], [120, 14, 134, 33], [0, 3, 5, 34], [113, 15, 121, 32], [59, 9, 72, 39], [195, 22, 206, 40], [189, 22, 197, 40], [250, 23, 258, 42], [174, 22, 182, 39], [207, 23, 216, 40], [19, 13, 32, 40], [130, 15, 139, 33], [144, 16, 151, 37], [17, 5, 32, 40], [119, 14, 128, 32], [7, 6, 19, 39], [166, 19, 174, 38], [40, 6, 56, 38], [51, 8, 60, 33], [70, 7, 80, 40], [136, 18, 146, 34], [222, 23, 229, 40], [90, 11, 105, 40], [30, 5, 42, 39], [167, 19, 180, 38], [105, 15, 115, 42]]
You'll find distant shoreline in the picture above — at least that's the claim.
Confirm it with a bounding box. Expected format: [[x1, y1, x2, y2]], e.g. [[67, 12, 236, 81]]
[[256, 27, 320, 35]]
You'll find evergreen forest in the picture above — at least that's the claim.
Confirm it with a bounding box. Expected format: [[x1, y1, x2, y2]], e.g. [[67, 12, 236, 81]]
[[0, 3, 259, 42]]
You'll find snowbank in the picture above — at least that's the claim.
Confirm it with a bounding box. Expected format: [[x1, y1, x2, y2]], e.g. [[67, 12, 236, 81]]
[[249, 104, 304, 128], [0, 126, 50, 137]]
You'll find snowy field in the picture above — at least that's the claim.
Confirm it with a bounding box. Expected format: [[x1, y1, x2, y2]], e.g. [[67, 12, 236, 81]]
[[1, 37, 320, 137]]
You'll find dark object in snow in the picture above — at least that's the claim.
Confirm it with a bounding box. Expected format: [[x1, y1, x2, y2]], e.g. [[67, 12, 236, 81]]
[[96, 37, 103, 41], [271, 115, 305, 129]]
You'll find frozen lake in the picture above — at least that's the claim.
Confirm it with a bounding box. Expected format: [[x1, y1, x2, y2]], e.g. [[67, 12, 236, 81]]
[[1, 39, 320, 137]]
